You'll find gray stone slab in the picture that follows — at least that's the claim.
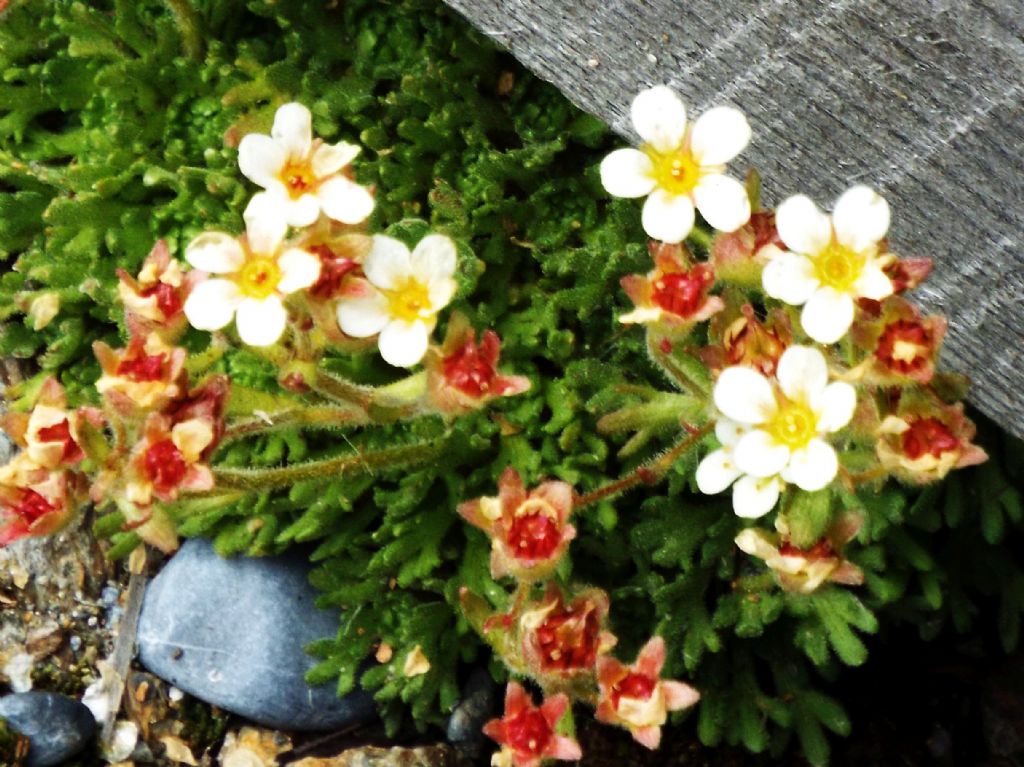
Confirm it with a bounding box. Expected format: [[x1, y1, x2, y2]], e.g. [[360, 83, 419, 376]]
[[137, 538, 376, 732], [442, 0, 1024, 436]]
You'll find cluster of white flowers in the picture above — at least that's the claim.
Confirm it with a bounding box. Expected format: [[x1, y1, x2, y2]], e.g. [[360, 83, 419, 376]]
[[602, 85, 898, 518], [182, 102, 457, 367]]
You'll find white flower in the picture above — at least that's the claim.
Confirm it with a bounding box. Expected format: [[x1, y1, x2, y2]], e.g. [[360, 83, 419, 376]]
[[600, 85, 752, 244], [696, 419, 786, 518], [762, 185, 894, 344], [336, 233, 458, 368], [238, 102, 374, 227], [183, 195, 321, 346], [697, 346, 856, 517]]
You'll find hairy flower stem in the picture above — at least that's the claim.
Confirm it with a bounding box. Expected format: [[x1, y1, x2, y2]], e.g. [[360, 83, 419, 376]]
[[220, 405, 369, 443], [309, 369, 425, 422], [212, 437, 447, 491], [184, 337, 229, 377], [575, 422, 713, 509], [308, 368, 375, 409]]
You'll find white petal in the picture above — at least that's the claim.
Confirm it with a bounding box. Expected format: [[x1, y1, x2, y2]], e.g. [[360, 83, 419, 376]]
[[364, 235, 411, 290], [317, 177, 375, 224], [732, 475, 781, 519], [641, 190, 695, 244], [715, 418, 746, 448], [781, 438, 838, 491], [714, 367, 776, 425], [693, 173, 751, 232], [277, 248, 321, 293], [689, 106, 751, 166], [237, 134, 287, 189], [852, 262, 894, 301], [271, 102, 313, 162], [282, 194, 321, 228], [243, 193, 288, 256], [814, 382, 857, 433], [733, 430, 791, 478], [236, 295, 287, 347], [185, 232, 245, 274], [312, 141, 360, 177], [776, 345, 828, 403], [631, 86, 687, 154], [599, 148, 656, 198], [735, 528, 780, 561], [696, 449, 742, 494], [832, 185, 890, 252], [427, 277, 457, 312], [183, 279, 242, 331], [775, 194, 832, 255], [337, 284, 390, 337], [800, 287, 855, 344], [761, 251, 819, 305], [411, 234, 457, 280], [378, 320, 430, 368]]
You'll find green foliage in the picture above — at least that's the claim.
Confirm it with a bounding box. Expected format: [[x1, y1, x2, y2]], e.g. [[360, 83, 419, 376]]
[[4, 0, 1024, 762]]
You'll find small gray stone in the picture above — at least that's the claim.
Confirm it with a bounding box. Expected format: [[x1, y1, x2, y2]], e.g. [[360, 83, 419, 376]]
[[446, 668, 499, 756], [0, 692, 96, 767], [137, 538, 375, 731]]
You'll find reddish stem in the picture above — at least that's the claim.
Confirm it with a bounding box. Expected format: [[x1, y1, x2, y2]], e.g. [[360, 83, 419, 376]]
[[575, 422, 713, 509]]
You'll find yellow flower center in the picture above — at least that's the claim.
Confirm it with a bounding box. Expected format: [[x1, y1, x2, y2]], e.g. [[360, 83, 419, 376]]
[[237, 257, 282, 299], [385, 278, 432, 322], [646, 146, 703, 196], [766, 399, 818, 449], [813, 243, 866, 292], [280, 161, 317, 200]]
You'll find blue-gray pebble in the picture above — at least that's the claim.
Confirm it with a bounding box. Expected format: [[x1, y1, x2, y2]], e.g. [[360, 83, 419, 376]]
[[0, 692, 95, 767], [446, 667, 499, 756], [137, 538, 375, 731]]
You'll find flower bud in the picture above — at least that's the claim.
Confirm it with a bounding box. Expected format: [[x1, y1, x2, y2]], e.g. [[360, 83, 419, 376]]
[[619, 242, 723, 330], [425, 314, 530, 415], [457, 468, 575, 583], [735, 512, 864, 594], [595, 636, 700, 750], [483, 682, 582, 767], [876, 400, 987, 484]]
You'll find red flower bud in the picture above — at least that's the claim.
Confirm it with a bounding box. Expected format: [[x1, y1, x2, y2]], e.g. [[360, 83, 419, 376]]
[[94, 333, 188, 412], [117, 240, 198, 338], [520, 585, 616, 679], [482, 683, 582, 767], [619, 244, 723, 329], [852, 297, 945, 385], [457, 468, 575, 582], [595, 637, 699, 750], [0, 455, 77, 547], [426, 313, 530, 416], [877, 400, 987, 484]]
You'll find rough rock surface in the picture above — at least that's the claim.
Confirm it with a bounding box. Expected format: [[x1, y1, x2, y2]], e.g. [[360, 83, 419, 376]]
[[442, 0, 1024, 436]]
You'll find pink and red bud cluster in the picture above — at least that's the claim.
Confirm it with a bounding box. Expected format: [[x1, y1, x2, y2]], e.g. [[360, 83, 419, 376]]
[[461, 470, 699, 761], [0, 246, 231, 552], [0, 379, 91, 545]]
